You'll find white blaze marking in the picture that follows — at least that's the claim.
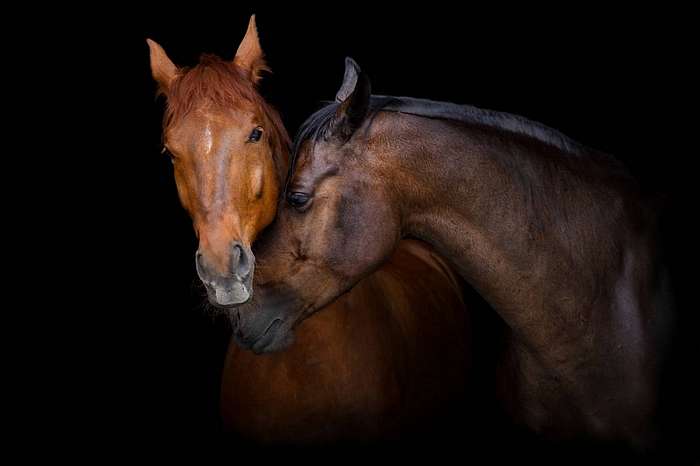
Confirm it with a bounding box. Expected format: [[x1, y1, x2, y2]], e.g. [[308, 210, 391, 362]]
[[203, 122, 213, 155], [252, 164, 264, 197]]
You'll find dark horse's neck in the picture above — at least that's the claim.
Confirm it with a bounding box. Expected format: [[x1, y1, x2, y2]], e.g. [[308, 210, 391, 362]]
[[369, 101, 669, 442], [381, 110, 640, 335]]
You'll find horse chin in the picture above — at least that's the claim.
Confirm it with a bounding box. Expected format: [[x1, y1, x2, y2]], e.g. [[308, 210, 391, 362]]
[[232, 318, 296, 354]]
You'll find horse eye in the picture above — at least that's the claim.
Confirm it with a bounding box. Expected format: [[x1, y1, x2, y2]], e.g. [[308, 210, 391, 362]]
[[162, 146, 176, 163], [248, 126, 263, 142], [286, 192, 310, 209]]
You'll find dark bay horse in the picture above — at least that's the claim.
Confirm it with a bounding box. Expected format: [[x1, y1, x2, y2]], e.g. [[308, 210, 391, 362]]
[[147, 17, 472, 444], [237, 57, 674, 448]]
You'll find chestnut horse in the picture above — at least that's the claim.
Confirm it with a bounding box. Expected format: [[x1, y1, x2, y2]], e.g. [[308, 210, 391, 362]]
[[147, 17, 472, 444], [234, 57, 674, 449]]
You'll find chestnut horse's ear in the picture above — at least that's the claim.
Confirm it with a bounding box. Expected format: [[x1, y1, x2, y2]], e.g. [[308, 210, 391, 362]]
[[331, 57, 372, 141], [146, 38, 179, 93], [234, 15, 269, 84]]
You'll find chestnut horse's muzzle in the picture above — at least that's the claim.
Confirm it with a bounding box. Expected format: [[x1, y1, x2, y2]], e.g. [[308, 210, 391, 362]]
[[195, 241, 254, 306]]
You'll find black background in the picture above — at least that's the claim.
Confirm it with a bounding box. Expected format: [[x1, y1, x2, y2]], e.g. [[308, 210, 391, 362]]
[[47, 3, 695, 463]]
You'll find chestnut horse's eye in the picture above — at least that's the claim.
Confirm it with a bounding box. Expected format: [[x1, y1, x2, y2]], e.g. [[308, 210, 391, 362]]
[[286, 192, 310, 209], [248, 126, 263, 142], [162, 146, 175, 164]]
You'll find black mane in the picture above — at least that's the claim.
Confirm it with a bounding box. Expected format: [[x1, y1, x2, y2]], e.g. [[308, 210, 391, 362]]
[[290, 95, 599, 188]]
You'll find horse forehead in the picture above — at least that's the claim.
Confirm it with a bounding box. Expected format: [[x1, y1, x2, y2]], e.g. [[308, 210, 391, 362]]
[[169, 112, 251, 153], [170, 107, 254, 136], [291, 143, 340, 187], [297, 139, 339, 169], [200, 106, 256, 124], [193, 110, 252, 138]]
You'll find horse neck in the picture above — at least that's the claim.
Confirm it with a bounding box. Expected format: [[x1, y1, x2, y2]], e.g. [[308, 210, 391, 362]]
[[375, 111, 651, 352]]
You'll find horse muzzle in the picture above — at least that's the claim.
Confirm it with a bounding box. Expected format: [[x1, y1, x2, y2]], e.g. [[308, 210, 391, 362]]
[[208, 278, 252, 306], [195, 242, 255, 306], [231, 308, 295, 354]]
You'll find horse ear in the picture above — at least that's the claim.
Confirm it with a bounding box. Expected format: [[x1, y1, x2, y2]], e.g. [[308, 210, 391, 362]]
[[234, 15, 269, 84], [331, 57, 371, 140], [146, 39, 179, 93]]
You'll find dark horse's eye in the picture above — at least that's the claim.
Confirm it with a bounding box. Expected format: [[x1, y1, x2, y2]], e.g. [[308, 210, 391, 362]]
[[248, 126, 263, 142], [286, 192, 310, 209]]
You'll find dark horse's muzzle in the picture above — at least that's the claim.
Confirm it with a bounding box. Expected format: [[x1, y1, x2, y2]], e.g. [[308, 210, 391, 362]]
[[229, 302, 295, 354]]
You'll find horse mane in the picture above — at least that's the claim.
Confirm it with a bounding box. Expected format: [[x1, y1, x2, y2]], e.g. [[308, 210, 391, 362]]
[[162, 54, 290, 182], [292, 95, 610, 179]]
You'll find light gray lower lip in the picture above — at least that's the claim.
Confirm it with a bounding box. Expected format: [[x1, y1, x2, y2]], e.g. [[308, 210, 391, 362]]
[[213, 282, 250, 305]]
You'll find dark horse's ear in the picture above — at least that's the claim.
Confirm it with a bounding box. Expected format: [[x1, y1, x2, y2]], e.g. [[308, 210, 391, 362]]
[[330, 57, 371, 141]]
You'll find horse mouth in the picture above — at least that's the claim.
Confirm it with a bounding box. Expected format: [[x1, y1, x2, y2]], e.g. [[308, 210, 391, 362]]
[[251, 318, 284, 354], [206, 281, 252, 307]]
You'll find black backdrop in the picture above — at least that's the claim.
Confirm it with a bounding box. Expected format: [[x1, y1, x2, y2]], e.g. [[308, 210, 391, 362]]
[[58, 4, 695, 463]]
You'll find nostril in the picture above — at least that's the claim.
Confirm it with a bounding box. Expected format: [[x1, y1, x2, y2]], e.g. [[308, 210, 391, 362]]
[[195, 250, 207, 279], [232, 309, 241, 332], [239, 247, 250, 275], [231, 244, 241, 266], [232, 243, 252, 278]]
